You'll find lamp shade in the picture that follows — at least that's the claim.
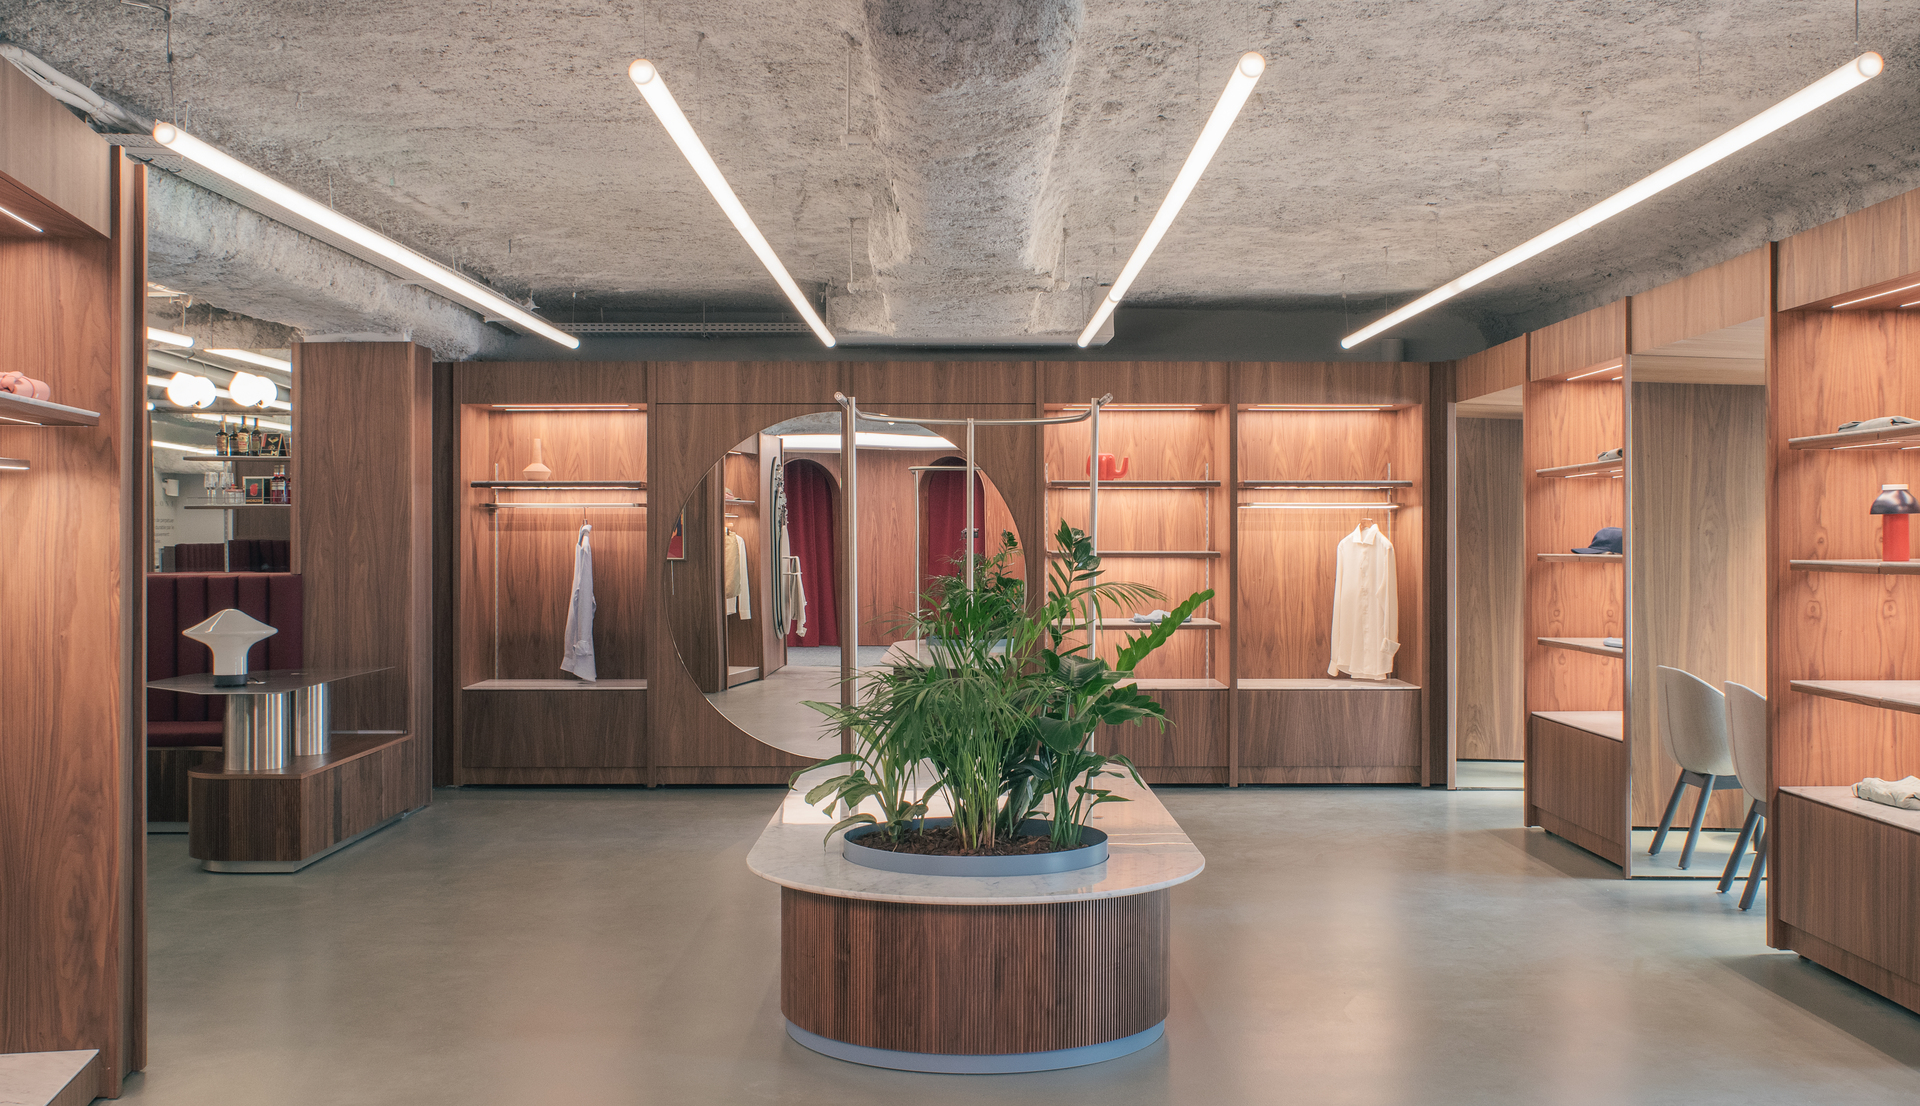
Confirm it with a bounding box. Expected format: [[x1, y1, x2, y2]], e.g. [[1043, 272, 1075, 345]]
[[182, 608, 279, 686], [1871, 484, 1920, 514]]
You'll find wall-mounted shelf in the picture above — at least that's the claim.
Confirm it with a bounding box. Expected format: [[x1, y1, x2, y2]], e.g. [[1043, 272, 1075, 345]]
[[470, 480, 646, 490], [1789, 680, 1920, 715], [0, 393, 100, 428], [1537, 553, 1622, 563], [217, 454, 293, 462], [1238, 502, 1401, 511], [481, 502, 646, 511], [1537, 636, 1623, 658], [1239, 677, 1420, 691], [1534, 459, 1625, 479], [1058, 618, 1223, 631], [1048, 479, 1221, 489], [726, 497, 756, 505], [1237, 480, 1412, 489], [183, 503, 290, 511], [1790, 559, 1920, 575], [1788, 424, 1920, 451], [0, 457, 28, 472], [1048, 549, 1221, 558], [463, 678, 649, 691]]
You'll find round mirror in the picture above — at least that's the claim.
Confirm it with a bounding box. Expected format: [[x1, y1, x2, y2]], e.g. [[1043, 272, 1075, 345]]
[[665, 412, 1022, 758]]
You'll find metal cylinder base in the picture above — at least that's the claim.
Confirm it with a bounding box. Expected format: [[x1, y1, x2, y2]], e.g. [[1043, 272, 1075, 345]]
[[223, 692, 292, 772], [291, 684, 331, 757]]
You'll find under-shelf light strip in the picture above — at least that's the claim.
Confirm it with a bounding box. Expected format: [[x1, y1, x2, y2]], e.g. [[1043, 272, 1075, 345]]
[[205, 349, 292, 372], [150, 124, 580, 350], [1831, 280, 1920, 309], [152, 439, 218, 455], [1567, 361, 1625, 381], [147, 327, 194, 349], [628, 60, 835, 348], [0, 203, 44, 233], [1342, 52, 1885, 349], [1077, 52, 1266, 348]]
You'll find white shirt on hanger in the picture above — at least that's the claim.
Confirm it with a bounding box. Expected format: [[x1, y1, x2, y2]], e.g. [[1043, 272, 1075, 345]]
[[561, 522, 597, 681], [780, 523, 807, 636], [1328, 522, 1398, 681], [724, 530, 752, 618]]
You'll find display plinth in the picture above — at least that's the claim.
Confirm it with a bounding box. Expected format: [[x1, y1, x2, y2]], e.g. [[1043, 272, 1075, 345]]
[[748, 771, 1202, 1071]]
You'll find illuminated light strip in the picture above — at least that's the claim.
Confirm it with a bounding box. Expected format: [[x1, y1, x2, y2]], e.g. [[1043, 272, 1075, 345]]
[[628, 59, 835, 348], [1246, 404, 1395, 412], [1568, 361, 1626, 381], [205, 348, 292, 372], [147, 327, 194, 348], [1832, 279, 1920, 308], [492, 404, 642, 411], [1344, 53, 1885, 349], [0, 203, 44, 233], [152, 439, 219, 455], [1078, 52, 1266, 348], [151, 123, 579, 350]]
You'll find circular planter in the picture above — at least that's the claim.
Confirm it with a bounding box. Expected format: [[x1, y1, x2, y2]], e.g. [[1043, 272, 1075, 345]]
[[842, 818, 1108, 876]]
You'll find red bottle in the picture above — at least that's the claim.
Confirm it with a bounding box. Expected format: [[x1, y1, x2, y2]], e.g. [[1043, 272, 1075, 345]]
[[1872, 484, 1917, 562]]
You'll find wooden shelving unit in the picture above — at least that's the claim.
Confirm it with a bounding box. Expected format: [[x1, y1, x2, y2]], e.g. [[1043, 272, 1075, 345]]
[[1533, 458, 1625, 479], [1789, 679, 1920, 715], [1537, 552, 1621, 563], [1537, 636, 1623, 658], [1788, 559, 1920, 575], [1787, 423, 1920, 450], [1047, 479, 1221, 489], [0, 391, 100, 427], [471, 479, 646, 489]]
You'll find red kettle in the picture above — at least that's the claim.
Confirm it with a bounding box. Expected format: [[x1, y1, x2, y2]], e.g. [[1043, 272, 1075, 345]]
[[1085, 454, 1130, 481]]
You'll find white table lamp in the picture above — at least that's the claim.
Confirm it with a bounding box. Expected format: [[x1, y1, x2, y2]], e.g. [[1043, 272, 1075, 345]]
[[183, 608, 279, 686]]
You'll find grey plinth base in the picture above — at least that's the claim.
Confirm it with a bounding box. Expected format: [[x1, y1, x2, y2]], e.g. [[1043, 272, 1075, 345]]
[[201, 810, 407, 873], [785, 1020, 1164, 1073]]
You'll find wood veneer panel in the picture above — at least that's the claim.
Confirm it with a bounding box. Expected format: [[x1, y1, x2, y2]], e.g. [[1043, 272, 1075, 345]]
[[146, 748, 219, 823], [1776, 190, 1920, 310], [724, 446, 764, 671], [1237, 687, 1422, 772], [1628, 381, 1765, 828], [1526, 715, 1628, 866], [1097, 687, 1227, 776], [1630, 248, 1768, 353], [0, 60, 111, 237], [1456, 337, 1527, 403], [1233, 361, 1427, 406], [450, 360, 645, 406], [669, 464, 727, 692], [1775, 792, 1920, 998], [461, 688, 647, 767], [1530, 300, 1627, 381], [1454, 417, 1524, 760], [188, 735, 415, 862], [781, 888, 1168, 1055], [0, 153, 144, 1091], [1039, 361, 1230, 405]]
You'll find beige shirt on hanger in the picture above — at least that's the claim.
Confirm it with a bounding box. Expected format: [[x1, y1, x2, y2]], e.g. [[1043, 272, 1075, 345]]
[[1328, 522, 1398, 681], [723, 530, 752, 618]]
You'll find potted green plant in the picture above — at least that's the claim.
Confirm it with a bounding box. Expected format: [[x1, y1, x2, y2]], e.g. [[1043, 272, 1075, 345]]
[[800, 522, 1212, 876]]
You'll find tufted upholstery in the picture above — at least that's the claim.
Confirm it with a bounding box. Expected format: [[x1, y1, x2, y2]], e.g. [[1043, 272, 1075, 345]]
[[146, 573, 303, 747]]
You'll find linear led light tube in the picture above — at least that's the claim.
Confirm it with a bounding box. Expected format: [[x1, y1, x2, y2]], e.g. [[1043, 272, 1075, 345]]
[[629, 59, 835, 347], [1343, 52, 1885, 349], [1078, 52, 1266, 348], [1833, 280, 1920, 308], [147, 327, 194, 349], [152, 439, 219, 455], [492, 404, 641, 411], [151, 123, 579, 350], [1568, 362, 1626, 381], [206, 348, 292, 372], [0, 203, 44, 233], [1246, 404, 1394, 411]]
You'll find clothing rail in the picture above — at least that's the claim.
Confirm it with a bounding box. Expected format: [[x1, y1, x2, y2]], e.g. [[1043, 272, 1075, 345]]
[[1237, 503, 1403, 509], [482, 502, 646, 510]]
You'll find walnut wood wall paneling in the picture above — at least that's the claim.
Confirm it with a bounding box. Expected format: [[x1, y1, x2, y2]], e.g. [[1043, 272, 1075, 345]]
[[1424, 362, 1453, 784], [1457, 336, 1528, 403], [1037, 360, 1231, 406], [1774, 793, 1920, 1013], [1453, 417, 1525, 760], [1776, 190, 1920, 311], [460, 688, 648, 767], [1527, 716, 1628, 866], [291, 341, 433, 817], [0, 59, 111, 237], [1630, 248, 1768, 352], [146, 748, 220, 822], [1232, 361, 1428, 406], [1236, 687, 1423, 783], [724, 445, 764, 673], [431, 367, 457, 784], [0, 152, 144, 1092], [449, 361, 647, 406], [1628, 381, 1766, 829], [781, 888, 1168, 1055], [667, 464, 727, 693], [1098, 686, 1229, 784], [188, 734, 414, 862], [1531, 300, 1628, 381]]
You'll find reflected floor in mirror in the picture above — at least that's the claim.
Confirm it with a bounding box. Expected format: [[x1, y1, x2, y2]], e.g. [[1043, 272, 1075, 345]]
[[126, 787, 1920, 1105], [704, 667, 843, 759]]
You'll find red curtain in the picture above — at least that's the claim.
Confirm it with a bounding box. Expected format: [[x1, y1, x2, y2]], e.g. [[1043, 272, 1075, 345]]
[[784, 460, 840, 648], [920, 456, 986, 599]]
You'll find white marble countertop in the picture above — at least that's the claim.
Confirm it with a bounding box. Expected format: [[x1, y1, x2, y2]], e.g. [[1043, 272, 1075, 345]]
[[746, 766, 1205, 905]]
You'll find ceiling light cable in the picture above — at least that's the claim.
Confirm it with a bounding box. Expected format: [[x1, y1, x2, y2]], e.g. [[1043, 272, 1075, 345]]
[[1077, 52, 1266, 348], [629, 58, 836, 347], [1342, 52, 1884, 349], [150, 123, 580, 349]]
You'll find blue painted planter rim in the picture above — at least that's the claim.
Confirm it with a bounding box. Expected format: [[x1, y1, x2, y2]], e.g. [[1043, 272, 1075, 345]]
[[843, 817, 1108, 876]]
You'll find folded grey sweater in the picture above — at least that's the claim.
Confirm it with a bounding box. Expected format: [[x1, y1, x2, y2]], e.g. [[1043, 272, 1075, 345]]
[[1853, 776, 1920, 810]]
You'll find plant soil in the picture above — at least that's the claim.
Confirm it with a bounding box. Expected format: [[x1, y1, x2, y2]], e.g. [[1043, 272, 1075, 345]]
[[853, 826, 1072, 856]]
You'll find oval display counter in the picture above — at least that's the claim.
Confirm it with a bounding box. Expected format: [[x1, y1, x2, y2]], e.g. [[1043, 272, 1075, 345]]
[[746, 769, 1205, 1073]]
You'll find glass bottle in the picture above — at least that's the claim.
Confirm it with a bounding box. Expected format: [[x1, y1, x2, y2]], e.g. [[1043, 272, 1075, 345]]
[[271, 465, 290, 505], [215, 418, 229, 456]]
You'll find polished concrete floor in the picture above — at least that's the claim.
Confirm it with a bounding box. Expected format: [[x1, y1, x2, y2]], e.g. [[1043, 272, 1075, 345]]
[[127, 786, 1920, 1105]]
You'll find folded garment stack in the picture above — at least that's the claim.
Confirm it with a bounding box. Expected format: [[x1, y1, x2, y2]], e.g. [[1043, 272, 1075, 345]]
[[1853, 775, 1920, 810]]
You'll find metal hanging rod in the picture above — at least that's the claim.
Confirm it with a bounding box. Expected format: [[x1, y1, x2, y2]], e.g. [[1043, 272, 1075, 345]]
[[1237, 502, 1402, 510], [482, 502, 647, 510], [836, 393, 1111, 428]]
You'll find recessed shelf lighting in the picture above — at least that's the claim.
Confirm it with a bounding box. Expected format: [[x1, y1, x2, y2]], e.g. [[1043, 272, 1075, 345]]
[[206, 349, 292, 372], [1568, 362, 1625, 380], [0, 203, 44, 233], [147, 327, 194, 349]]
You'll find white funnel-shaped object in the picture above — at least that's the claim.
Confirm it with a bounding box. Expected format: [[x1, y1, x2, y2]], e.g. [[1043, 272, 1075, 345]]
[[182, 608, 279, 687]]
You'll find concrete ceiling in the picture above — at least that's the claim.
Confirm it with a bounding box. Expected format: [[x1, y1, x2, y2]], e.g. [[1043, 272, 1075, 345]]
[[7, 1, 1920, 357]]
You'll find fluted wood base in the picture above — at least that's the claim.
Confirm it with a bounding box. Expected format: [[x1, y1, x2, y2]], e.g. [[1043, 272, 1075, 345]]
[[780, 887, 1169, 1060]]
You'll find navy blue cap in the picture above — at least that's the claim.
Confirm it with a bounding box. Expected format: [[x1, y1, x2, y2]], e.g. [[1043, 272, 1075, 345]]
[[1573, 526, 1623, 555]]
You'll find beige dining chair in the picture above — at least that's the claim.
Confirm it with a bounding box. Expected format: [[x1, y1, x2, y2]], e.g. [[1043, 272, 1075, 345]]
[[1651, 666, 1744, 869], [1720, 681, 1769, 910]]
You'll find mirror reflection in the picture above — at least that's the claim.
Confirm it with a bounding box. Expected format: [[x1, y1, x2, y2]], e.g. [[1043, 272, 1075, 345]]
[[667, 412, 1022, 757]]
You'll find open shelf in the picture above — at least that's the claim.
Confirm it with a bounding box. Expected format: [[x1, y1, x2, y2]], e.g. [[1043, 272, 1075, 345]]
[[0, 458, 28, 472], [1123, 678, 1230, 691], [1789, 679, 1920, 715], [1788, 424, 1920, 451], [184, 503, 291, 511], [464, 678, 649, 691], [1239, 678, 1419, 691], [1237, 480, 1412, 489], [217, 453, 294, 462], [1047, 479, 1221, 489], [1537, 553, 1622, 563], [471, 480, 646, 489], [1534, 459, 1625, 479], [1048, 549, 1221, 558], [1531, 710, 1624, 742], [1538, 636, 1622, 658], [1057, 618, 1223, 631], [0, 392, 100, 427], [1790, 559, 1920, 575], [481, 502, 646, 511]]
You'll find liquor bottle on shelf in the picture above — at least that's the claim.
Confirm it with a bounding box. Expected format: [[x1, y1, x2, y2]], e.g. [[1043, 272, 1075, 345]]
[[215, 418, 230, 456], [270, 465, 290, 505], [234, 419, 252, 456]]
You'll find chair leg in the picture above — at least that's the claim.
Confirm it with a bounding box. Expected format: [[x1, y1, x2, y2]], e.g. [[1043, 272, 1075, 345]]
[[1650, 775, 1688, 856], [1740, 819, 1768, 911], [1678, 775, 1714, 870], [1718, 804, 1759, 893]]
